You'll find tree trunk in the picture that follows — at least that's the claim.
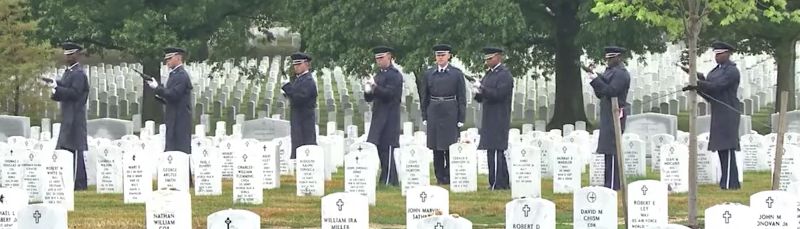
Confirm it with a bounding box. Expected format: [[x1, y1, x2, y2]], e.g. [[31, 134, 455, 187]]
[[546, 0, 588, 130], [685, 5, 703, 227], [141, 58, 164, 126], [13, 84, 20, 116], [773, 38, 797, 112]]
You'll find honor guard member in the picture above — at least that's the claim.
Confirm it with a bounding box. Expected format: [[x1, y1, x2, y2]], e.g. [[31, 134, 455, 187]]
[[46, 42, 90, 191], [364, 46, 403, 186], [281, 52, 318, 159], [681, 41, 741, 190], [586, 46, 631, 191], [420, 44, 467, 185], [147, 47, 193, 155], [472, 47, 513, 190]]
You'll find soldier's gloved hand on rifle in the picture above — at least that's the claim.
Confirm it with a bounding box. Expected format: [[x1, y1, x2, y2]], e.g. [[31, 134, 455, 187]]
[[472, 81, 481, 92], [363, 77, 374, 93], [681, 85, 698, 91], [146, 78, 158, 89], [457, 122, 463, 128], [281, 76, 290, 85], [422, 120, 427, 126]]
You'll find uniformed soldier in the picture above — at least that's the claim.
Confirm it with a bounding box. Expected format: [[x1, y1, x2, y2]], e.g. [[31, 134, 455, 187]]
[[45, 42, 90, 191], [146, 47, 193, 154], [681, 41, 741, 190], [420, 44, 467, 185], [281, 52, 318, 159], [585, 46, 631, 191], [472, 47, 513, 190], [364, 46, 403, 186]]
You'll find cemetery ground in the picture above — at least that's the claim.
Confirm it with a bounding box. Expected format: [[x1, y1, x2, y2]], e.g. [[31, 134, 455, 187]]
[[66, 107, 777, 228]]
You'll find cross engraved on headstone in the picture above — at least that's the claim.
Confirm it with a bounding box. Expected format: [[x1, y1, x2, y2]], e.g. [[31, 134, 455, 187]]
[[357, 145, 363, 152], [305, 149, 310, 157], [52, 153, 58, 163], [0, 194, 4, 203], [224, 217, 232, 229], [262, 145, 268, 152], [168, 155, 173, 164], [132, 155, 136, 161], [242, 154, 248, 162], [522, 204, 531, 217], [410, 150, 415, 156], [641, 185, 649, 196], [766, 197, 774, 208], [521, 150, 527, 158], [587, 192, 597, 203], [420, 191, 428, 203], [435, 222, 444, 229], [104, 149, 109, 157], [629, 142, 633, 148], [197, 141, 202, 147], [33, 210, 41, 224], [336, 199, 344, 211], [203, 150, 208, 157], [723, 211, 732, 224], [227, 143, 232, 149], [659, 136, 664, 142], [9, 149, 12, 156], [562, 146, 567, 153], [458, 146, 463, 153], [277, 140, 282, 146], [670, 147, 674, 153], [355, 156, 360, 164]]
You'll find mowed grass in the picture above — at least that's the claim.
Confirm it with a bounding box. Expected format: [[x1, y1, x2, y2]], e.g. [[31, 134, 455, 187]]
[[68, 167, 773, 228]]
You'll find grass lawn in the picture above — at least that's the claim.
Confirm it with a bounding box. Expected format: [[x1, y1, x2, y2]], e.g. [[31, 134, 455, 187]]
[[67, 106, 778, 228]]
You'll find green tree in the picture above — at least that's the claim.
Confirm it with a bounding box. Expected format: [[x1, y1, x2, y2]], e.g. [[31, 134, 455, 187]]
[[702, 1, 800, 111], [282, 0, 667, 129], [28, 0, 283, 124], [592, 0, 799, 226], [0, 0, 55, 119]]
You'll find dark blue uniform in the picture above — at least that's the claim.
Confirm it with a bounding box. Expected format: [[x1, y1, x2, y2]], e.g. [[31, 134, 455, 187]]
[[696, 41, 741, 190], [475, 60, 513, 190], [154, 65, 193, 154], [421, 58, 466, 185], [589, 46, 631, 191], [365, 63, 403, 186], [282, 69, 318, 159], [51, 43, 89, 190]]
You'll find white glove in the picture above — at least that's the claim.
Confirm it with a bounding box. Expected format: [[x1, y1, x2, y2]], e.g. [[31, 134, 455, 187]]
[[47, 79, 57, 89], [364, 83, 373, 93], [281, 77, 290, 85], [472, 81, 481, 89], [457, 122, 463, 128], [423, 120, 427, 126], [146, 79, 158, 89]]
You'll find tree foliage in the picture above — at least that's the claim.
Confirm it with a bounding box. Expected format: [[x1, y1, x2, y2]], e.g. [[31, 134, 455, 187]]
[[0, 0, 55, 118]]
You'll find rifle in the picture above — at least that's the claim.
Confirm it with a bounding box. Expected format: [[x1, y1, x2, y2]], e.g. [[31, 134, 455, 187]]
[[39, 77, 54, 84], [131, 69, 166, 104]]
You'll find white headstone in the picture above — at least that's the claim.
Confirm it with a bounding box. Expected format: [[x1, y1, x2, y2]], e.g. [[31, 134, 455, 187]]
[[504, 198, 556, 229], [704, 203, 754, 228], [275, 137, 293, 176], [17, 204, 67, 229], [650, 134, 675, 172], [0, 188, 28, 229], [448, 143, 477, 192], [589, 153, 605, 187], [622, 138, 647, 176], [509, 145, 541, 198], [296, 145, 325, 196], [321, 192, 369, 229], [775, 145, 800, 192], [406, 186, 449, 228], [627, 180, 668, 228], [573, 186, 618, 229], [1, 147, 24, 189], [660, 143, 689, 193], [233, 148, 263, 204], [124, 143, 152, 204], [96, 146, 123, 194], [258, 141, 280, 189], [694, 140, 720, 185], [344, 145, 377, 205], [191, 147, 222, 196], [206, 209, 260, 229], [43, 150, 74, 211], [157, 151, 190, 192], [219, 140, 238, 179], [648, 224, 692, 229], [741, 134, 767, 171], [553, 143, 581, 193], [21, 149, 45, 202], [749, 190, 798, 228], [399, 145, 431, 196], [146, 190, 192, 229]]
